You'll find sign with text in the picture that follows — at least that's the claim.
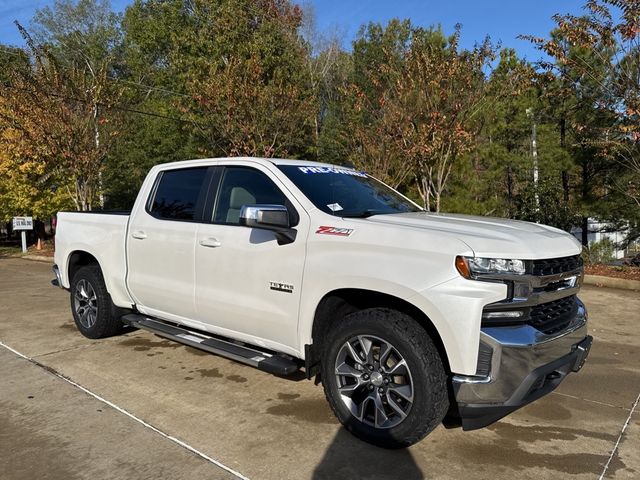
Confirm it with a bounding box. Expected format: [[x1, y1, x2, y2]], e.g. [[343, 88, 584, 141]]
[[12, 216, 33, 231]]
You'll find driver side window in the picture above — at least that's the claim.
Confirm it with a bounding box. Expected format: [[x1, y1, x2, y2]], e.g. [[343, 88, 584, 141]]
[[213, 167, 289, 225]]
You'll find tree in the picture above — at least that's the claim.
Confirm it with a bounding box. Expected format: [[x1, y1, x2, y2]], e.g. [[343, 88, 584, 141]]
[[0, 104, 72, 226], [0, 46, 68, 227], [339, 81, 410, 188], [0, 0, 125, 212], [0, 38, 117, 211], [173, 0, 315, 158], [392, 27, 497, 211], [340, 22, 498, 210], [300, 1, 346, 156], [336, 20, 413, 187], [0, 46, 30, 84], [103, 0, 200, 209], [451, 49, 577, 223], [32, 0, 124, 209], [523, 0, 640, 244]]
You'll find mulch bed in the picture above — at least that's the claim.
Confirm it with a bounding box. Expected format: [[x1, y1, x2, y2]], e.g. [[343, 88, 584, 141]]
[[585, 264, 640, 282], [26, 241, 55, 258]]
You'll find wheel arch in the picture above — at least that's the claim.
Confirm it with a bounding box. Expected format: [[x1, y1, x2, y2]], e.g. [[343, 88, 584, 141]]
[[306, 288, 451, 379], [67, 250, 102, 284]]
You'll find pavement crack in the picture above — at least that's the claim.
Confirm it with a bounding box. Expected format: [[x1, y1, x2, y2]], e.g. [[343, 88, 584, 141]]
[[0, 340, 250, 480], [32, 343, 93, 359], [551, 391, 632, 411], [598, 391, 640, 480]]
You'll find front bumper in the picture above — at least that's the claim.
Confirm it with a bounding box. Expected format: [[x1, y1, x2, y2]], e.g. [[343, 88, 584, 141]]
[[450, 298, 591, 430]]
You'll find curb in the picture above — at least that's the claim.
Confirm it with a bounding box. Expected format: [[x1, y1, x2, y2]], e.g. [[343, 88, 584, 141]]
[[20, 255, 55, 264], [584, 274, 640, 291]]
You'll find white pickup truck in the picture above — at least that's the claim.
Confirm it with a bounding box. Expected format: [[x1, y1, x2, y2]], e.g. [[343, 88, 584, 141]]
[[53, 157, 592, 448]]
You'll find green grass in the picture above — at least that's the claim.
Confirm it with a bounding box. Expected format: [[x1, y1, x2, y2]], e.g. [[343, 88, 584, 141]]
[[0, 245, 22, 257]]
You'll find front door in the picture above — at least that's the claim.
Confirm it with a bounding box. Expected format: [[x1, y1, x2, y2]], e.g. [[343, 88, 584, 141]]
[[194, 164, 308, 351]]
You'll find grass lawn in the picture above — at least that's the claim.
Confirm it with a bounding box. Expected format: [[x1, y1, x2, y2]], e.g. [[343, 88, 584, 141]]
[[0, 240, 55, 258], [0, 245, 21, 257]]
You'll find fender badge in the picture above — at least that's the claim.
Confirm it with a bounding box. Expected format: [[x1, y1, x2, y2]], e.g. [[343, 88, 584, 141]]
[[316, 226, 354, 237], [270, 281, 294, 293]]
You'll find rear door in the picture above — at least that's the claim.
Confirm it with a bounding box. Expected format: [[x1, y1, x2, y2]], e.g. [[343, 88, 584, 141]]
[[194, 164, 308, 351], [127, 166, 214, 321]]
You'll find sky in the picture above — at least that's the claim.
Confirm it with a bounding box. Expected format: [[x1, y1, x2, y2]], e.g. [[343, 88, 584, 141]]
[[0, 0, 587, 61]]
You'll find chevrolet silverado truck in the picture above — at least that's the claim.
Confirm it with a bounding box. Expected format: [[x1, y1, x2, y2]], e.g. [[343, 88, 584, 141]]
[[52, 157, 592, 448]]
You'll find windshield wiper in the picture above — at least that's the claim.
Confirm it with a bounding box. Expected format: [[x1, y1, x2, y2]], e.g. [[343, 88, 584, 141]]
[[340, 209, 385, 218]]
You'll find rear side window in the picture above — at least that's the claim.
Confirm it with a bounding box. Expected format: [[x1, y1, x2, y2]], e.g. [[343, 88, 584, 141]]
[[150, 167, 208, 221]]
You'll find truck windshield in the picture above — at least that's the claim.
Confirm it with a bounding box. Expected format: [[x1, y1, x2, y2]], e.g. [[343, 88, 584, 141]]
[[278, 165, 421, 217]]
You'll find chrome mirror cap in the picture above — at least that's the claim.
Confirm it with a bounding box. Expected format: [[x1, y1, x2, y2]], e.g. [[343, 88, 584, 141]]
[[240, 204, 290, 230]]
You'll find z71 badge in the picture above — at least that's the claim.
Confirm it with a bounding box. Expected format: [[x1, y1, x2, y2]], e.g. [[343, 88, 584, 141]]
[[316, 226, 354, 237]]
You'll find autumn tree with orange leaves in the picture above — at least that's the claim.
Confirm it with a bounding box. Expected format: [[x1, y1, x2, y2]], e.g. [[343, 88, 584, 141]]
[[0, 0, 638, 247], [390, 28, 496, 212], [0, 1, 124, 214], [343, 23, 497, 211], [0, 47, 70, 222], [179, 0, 316, 158]]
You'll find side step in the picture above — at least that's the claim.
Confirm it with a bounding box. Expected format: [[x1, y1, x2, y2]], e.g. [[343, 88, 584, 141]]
[[122, 314, 300, 376]]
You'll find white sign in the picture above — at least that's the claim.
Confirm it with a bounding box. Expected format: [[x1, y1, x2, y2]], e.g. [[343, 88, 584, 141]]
[[12, 216, 33, 231]]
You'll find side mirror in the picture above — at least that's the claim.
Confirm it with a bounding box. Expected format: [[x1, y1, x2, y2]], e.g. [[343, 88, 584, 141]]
[[239, 205, 296, 245], [240, 204, 290, 229]]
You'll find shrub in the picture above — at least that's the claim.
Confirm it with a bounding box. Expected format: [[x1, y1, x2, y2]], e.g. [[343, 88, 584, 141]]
[[582, 238, 616, 264]]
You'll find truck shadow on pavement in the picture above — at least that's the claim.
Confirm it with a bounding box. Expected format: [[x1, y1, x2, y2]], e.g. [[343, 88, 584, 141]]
[[312, 428, 423, 480]]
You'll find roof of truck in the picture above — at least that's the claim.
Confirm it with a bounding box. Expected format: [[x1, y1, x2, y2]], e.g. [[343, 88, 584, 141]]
[[268, 158, 340, 167], [154, 157, 350, 170]]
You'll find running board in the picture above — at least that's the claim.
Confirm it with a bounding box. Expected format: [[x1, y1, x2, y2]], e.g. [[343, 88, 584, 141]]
[[122, 314, 300, 376]]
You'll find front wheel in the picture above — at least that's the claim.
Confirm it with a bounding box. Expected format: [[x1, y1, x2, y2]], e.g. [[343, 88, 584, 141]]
[[321, 308, 449, 448], [70, 264, 124, 339]]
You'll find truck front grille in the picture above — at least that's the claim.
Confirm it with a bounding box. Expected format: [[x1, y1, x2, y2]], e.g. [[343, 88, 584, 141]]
[[528, 295, 578, 335], [531, 255, 582, 276], [481, 254, 584, 334]]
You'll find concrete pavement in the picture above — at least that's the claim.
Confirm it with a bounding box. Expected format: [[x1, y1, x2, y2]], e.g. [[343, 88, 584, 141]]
[[0, 348, 238, 480], [1, 257, 638, 479]]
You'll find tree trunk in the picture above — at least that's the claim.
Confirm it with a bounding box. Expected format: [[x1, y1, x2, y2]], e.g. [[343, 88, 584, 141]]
[[560, 116, 570, 203], [581, 216, 589, 247], [94, 103, 104, 209], [507, 165, 513, 216], [581, 160, 589, 247], [416, 174, 430, 211], [562, 171, 570, 203]]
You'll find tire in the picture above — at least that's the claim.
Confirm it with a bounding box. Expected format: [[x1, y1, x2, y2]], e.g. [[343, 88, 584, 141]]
[[321, 308, 448, 448], [70, 264, 124, 339]]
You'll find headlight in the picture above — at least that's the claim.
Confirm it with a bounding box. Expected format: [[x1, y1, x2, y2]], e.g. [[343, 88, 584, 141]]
[[456, 256, 526, 278]]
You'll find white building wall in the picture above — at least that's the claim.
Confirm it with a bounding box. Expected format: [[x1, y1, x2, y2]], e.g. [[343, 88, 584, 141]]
[[571, 219, 628, 259]]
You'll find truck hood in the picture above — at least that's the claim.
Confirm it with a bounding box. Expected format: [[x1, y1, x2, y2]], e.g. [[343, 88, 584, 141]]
[[365, 212, 581, 259]]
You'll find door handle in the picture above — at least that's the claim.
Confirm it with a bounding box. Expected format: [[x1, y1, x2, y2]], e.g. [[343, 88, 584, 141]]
[[131, 230, 147, 240], [199, 237, 221, 248]]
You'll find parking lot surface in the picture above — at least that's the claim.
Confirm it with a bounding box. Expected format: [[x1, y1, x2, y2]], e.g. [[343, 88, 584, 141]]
[[1, 257, 638, 479]]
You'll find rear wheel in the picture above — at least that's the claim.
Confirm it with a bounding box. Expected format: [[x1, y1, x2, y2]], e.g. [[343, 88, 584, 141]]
[[321, 308, 448, 448], [70, 264, 124, 339]]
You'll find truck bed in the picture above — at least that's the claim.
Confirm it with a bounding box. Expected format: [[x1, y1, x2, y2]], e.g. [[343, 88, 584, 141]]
[[54, 211, 133, 308]]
